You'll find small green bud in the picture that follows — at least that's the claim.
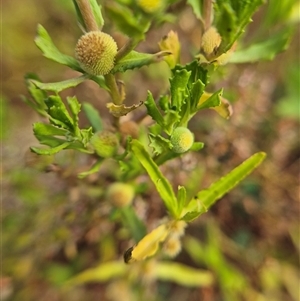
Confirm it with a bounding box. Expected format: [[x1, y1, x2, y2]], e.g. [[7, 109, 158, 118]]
[[75, 31, 118, 76], [170, 127, 194, 153], [90, 131, 119, 158], [107, 183, 135, 208]]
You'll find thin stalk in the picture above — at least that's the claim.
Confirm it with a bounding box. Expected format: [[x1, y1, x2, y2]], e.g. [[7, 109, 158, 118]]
[[115, 38, 139, 62], [104, 74, 122, 105], [76, 0, 98, 32], [203, 0, 213, 31]]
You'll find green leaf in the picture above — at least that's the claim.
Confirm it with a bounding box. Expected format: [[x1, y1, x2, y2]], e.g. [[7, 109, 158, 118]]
[[155, 262, 213, 287], [119, 206, 147, 242], [65, 261, 127, 287], [112, 51, 171, 73], [89, 75, 109, 91], [229, 28, 293, 63], [187, 0, 203, 21], [45, 95, 74, 131], [31, 142, 72, 155], [106, 3, 146, 38], [67, 96, 81, 134], [149, 133, 173, 155], [131, 140, 178, 217], [170, 69, 190, 111], [190, 142, 205, 151], [214, 0, 264, 54], [33, 123, 68, 137], [181, 152, 266, 221], [177, 186, 187, 213], [82, 102, 103, 132], [144, 91, 165, 128], [190, 79, 205, 112], [79, 127, 93, 147], [197, 89, 222, 110], [29, 75, 88, 93], [35, 24, 82, 71], [78, 159, 102, 179]]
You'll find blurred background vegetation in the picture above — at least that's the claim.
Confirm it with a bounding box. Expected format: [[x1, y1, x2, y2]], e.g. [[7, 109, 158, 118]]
[[2, 0, 299, 300]]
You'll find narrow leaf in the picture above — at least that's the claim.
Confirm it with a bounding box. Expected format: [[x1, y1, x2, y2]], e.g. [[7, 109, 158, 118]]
[[30, 75, 88, 93], [112, 51, 171, 73], [82, 103, 103, 132], [33, 123, 68, 137], [31, 142, 71, 155], [181, 152, 266, 221], [144, 91, 165, 128], [78, 159, 102, 179], [35, 24, 82, 71], [155, 262, 213, 287], [131, 140, 178, 217]]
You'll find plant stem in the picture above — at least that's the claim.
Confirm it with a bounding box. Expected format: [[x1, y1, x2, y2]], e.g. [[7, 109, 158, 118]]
[[105, 74, 122, 105], [76, 0, 98, 31], [203, 0, 212, 31], [115, 38, 139, 62]]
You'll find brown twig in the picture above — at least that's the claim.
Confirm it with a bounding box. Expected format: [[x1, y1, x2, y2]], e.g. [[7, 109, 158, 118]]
[[75, 0, 99, 32]]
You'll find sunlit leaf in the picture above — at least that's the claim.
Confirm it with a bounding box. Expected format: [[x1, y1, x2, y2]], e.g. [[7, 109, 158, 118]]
[[112, 51, 171, 73], [35, 24, 82, 71], [181, 152, 266, 221], [29, 75, 88, 93], [131, 140, 178, 217], [82, 102, 103, 132]]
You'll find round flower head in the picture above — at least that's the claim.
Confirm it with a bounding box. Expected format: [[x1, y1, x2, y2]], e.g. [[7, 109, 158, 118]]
[[201, 27, 222, 57], [107, 183, 135, 208], [90, 131, 119, 158], [170, 127, 194, 153], [75, 31, 118, 75]]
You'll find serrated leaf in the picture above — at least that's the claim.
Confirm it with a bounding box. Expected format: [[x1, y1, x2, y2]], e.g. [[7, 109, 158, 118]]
[[82, 102, 103, 131], [214, 0, 264, 54], [106, 101, 143, 117], [190, 79, 205, 112], [112, 51, 171, 73], [33, 134, 68, 148], [35, 24, 82, 71], [149, 133, 172, 155], [170, 69, 190, 110], [79, 127, 93, 147], [131, 140, 178, 217], [155, 262, 213, 287], [31, 142, 72, 155], [229, 28, 293, 63], [67, 96, 81, 135], [29, 75, 88, 93], [144, 91, 165, 128], [180, 152, 266, 221], [45, 95, 74, 131]]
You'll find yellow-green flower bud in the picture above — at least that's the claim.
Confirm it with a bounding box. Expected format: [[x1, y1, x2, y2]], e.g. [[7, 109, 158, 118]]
[[107, 183, 135, 208], [90, 131, 119, 158], [201, 27, 222, 57], [75, 31, 118, 76], [170, 127, 194, 153], [137, 0, 163, 13]]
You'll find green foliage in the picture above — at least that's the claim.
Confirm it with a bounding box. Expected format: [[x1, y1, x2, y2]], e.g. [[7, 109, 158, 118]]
[[16, 0, 297, 299]]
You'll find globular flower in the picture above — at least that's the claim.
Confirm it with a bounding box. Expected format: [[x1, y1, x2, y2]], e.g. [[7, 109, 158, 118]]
[[137, 0, 163, 13], [170, 127, 194, 153], [75, 31, 118, 75], [201, 26, 222, 58], [90, 131, 119, 158], [107, 183, 135, 208]]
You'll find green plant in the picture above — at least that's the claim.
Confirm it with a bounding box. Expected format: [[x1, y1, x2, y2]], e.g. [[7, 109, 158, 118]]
[[21, 0, 296, 299]]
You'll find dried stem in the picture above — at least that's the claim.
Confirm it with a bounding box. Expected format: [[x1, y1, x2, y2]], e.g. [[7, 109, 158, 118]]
[[76, 0, 98, 32]]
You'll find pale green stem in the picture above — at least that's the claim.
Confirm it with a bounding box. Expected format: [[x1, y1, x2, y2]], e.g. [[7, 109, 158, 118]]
[[104, 74, 122, 105]]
